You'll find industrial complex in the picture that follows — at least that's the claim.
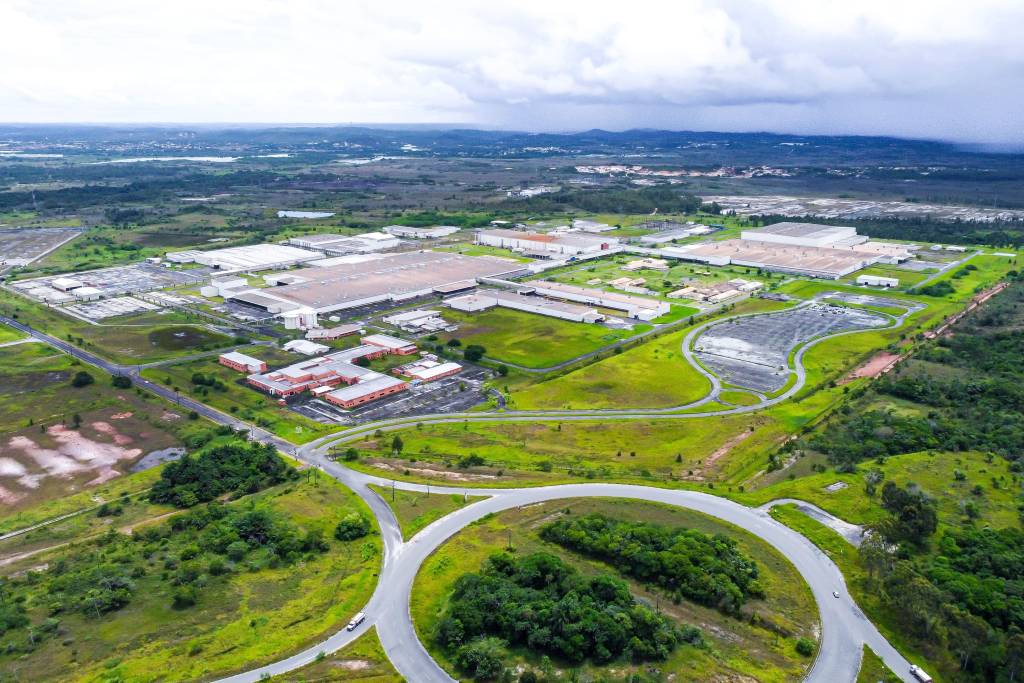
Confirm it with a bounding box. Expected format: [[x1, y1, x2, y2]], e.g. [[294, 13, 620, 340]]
[[476, 229, 619, 257]]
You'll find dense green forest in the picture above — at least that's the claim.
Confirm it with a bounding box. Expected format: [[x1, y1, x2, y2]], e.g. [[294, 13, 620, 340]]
[[540, 514, 763, 614], [149, 441, 297, 507], [805, 283, 1024, 471], [798, 282, 1024, 681], [436, 551, 696, 680]]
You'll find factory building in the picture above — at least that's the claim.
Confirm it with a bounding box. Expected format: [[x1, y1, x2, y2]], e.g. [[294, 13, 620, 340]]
[[282, 339, 330, 356], [248, 339, 416, 409], [571, 219, 615, 233], [394, 359, 463, 382], [382, 309, 454, 333], [306, 324, 363, 340], [167, 244, 320, 272], [288, 232, 401, 254], [382, 225, 460, 239], [323, 375, 408, 409], [362, 333, 418, 355], [856, 274, 900, 288], [523, 281, 670, 321], [226, 251, 520, 318], [666, 240, 879, 279], [219, 352, 267, 373], [446, 290, 605, 323], [741, 222, 868, 249], [476, 229, 618, 256]]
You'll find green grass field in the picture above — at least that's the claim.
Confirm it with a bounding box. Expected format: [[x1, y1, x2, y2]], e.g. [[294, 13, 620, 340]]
[[411, 498, 818, 683], [512, 298, 786, 410], [368, 484, 484, 540], [276, 628, 402, 682], [0, 321, 26, 343], [0, 476, 383, 683], [858, 646, 901, 683], [440, 308, 642, 368], [0, 289, 236, 364]]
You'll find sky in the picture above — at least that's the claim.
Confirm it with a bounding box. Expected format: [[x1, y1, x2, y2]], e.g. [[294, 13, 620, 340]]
[[2, 0, 1023, 144]]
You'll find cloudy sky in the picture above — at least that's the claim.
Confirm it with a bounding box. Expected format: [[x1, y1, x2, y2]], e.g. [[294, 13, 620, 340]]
[[2, 0, 1023, 143]]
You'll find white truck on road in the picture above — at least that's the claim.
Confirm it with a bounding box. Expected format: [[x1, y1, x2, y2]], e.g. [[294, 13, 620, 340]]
[[909, 665, 933, 683]]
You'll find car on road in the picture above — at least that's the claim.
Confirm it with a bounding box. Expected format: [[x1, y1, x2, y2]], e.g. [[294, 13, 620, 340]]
[[346, 612, 366, 631], [832, 591, 840, 598], [910, 664, 933, 683]]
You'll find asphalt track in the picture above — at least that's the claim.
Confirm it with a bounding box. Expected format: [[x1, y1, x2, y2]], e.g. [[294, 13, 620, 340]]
[[0, 295, 924, 683]]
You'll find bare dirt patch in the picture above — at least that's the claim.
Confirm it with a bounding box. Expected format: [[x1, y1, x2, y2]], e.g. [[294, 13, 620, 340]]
[[839, 351, 901, 383], [368, 459, 497, 482]]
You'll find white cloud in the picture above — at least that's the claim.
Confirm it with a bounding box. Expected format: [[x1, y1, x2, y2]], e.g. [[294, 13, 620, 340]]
[[1, 0, 1023, 141]]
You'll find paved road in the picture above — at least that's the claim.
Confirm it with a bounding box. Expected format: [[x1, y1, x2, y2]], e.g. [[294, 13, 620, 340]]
[[1, 299, 924, 683], [215, 459, 918, 683]]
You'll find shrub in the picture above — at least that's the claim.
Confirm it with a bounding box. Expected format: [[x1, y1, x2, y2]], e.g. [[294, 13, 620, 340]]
[[795, 637, 816, 657], [71, 371, 95, 388], [334, 513, 370, 541]]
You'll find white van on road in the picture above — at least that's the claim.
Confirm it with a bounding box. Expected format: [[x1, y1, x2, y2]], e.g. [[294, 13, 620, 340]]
[[346, 612, 366, 631]]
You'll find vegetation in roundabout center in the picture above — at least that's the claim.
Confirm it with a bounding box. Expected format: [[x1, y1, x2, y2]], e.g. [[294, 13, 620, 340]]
[[438, 551, 696, 679], [412, 499, 819, 682], [539, 514, 764, 615]]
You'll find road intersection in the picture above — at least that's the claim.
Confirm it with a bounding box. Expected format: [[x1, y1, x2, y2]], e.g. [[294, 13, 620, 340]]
[[0, 295, 924, 682]]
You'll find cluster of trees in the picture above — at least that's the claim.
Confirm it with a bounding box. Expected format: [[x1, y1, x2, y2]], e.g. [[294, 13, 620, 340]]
[[808, 305, 1024, 469], [149, 441, 297, 508], [540, 514, 763, 615], [918, 280, 956, 297], [190, 372, 228, 393], [864, 525, 1024, 680], [437, 552, 697, 680]]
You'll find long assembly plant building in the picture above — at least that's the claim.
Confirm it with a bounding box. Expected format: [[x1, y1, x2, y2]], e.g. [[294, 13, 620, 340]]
[[225, 251, 524, 325]]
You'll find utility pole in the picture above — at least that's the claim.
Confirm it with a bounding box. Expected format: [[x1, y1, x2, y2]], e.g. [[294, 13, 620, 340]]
[[391, 480, 395, 502]]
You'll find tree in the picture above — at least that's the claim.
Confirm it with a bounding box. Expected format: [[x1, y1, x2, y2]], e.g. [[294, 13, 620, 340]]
[[949, 609, 989, 671], [1005, 633, 1024, 683], [454, 637, 506, 681], [335, 513, 370, 541], [111, 375, 132, 388], [795, 637, 815, 657], [463, 344, 486, 362], [71, 371, 95, 388], [858, 532, 893, 580], [391, 435, 404, 456]]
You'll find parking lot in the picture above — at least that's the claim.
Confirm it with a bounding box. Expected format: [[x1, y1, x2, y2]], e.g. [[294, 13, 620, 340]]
[[13, 262, 211, 301], [289, 365, 492, 425], [64, 295, 161, 320], [694, 303, 889, 392], [0, 227, 82, 268]]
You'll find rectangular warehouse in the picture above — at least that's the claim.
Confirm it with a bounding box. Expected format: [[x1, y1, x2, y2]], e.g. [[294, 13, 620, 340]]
[[476, 229, 618, 256], [524, 281, 669, 320], [219, 352, 267, 373], [288, 232, 401, 254], [324, 375, 408, 409], [446, 290, 605, 323], [231, 251, 521, 317], [383, 225, 460, 239], [857, 274, 899, 287], [741, 222, 867, 248], [671, 240, 880, 279], [169, 244, 321, 272]]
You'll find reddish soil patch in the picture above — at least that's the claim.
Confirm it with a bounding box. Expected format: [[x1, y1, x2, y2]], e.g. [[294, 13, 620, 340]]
[[840, 351, 901, 383]]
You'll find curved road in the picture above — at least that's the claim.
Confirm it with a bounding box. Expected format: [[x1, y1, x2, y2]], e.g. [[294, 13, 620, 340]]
[[1, 296, 925, 683]]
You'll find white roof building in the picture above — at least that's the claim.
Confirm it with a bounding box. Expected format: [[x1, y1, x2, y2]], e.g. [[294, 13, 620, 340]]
[[383, 225, 460, 239], [283, 339, 330, 355], [189, 244, 321, 272]]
